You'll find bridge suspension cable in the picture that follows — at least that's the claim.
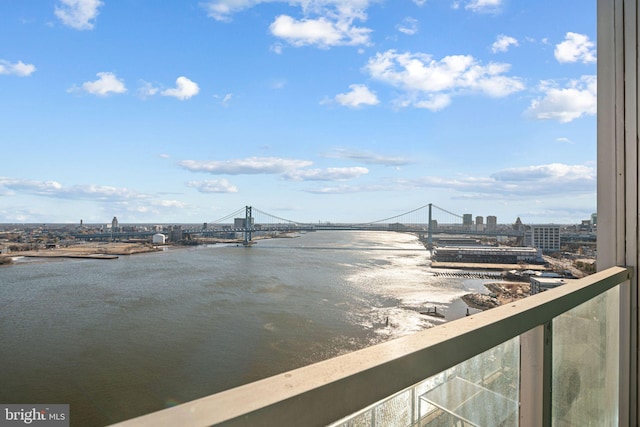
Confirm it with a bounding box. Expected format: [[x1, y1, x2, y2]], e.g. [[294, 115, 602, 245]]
[[431, 204, 464, 220], [210, 207, 247, 224], [363, 204, 431, 225], [252, 208, 302, 226]]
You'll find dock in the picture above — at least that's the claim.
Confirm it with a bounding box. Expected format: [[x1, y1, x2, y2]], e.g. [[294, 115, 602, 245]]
[[420, 307, 445, 318]]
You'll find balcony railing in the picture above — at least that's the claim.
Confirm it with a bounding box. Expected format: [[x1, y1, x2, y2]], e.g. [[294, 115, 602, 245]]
[[109, 266, 632, 427]]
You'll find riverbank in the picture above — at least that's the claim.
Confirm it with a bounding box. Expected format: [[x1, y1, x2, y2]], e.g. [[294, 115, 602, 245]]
[[462, 281, 531, 310], [0, 233, 302, 264], [1, 242, 161, 261]]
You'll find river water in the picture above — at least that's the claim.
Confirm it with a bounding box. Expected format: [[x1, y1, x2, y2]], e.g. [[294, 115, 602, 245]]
[[0, 231, 486, 426]]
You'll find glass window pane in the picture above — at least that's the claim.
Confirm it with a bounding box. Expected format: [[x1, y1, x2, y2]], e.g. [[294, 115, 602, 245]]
[[419, 338, 520, 427], [552, 286, 619, 425]]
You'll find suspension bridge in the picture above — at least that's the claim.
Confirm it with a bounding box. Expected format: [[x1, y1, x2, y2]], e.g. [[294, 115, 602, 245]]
[[188, 204, 524, 247], [67, 204, 523, 244]]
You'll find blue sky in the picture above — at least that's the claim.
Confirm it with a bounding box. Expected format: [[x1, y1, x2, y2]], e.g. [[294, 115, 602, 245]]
[[1, 0, 596, 225]]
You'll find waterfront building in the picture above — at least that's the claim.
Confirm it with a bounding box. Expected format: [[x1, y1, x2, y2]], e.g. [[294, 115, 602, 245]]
[[112, 216, 119, 232], [152, 234, 166, 244], [169, 226, 183, 242], [530, 277, 573, 295], [433, 245, 543, 264], [525, 224, 561, 253], [436, 238, 479, 246], [475, 216, 484, 232]]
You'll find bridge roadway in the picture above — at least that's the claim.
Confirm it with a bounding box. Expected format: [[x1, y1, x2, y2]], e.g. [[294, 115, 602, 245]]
[[69, 225, 525, 240]]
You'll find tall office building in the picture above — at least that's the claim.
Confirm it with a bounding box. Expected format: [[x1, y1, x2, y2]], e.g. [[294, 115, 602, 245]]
[[486, 216, 497, 231], [463, 214, 473, 229]]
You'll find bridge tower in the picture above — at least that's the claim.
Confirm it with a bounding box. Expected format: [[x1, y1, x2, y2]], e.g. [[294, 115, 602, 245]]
[[243, 206, 253, 246], [427, 203, 433, 249]]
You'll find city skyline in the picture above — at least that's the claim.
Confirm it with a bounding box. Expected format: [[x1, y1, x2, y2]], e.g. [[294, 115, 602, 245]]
[[1, 1, 596, 224]]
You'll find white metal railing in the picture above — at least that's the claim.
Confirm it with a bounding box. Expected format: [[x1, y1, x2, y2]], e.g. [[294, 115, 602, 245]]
[[108, 266, 632, 427]]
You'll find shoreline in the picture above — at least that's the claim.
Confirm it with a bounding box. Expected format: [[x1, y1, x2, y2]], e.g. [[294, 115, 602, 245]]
[[0, 233, 300, 265], [1, 242, 162, 263]]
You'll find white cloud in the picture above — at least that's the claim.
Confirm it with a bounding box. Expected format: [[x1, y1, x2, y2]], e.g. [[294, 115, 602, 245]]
[[0, 60, 36, 77], [269, 14, 372, 48], [325, 148, 413, 166], [332, 84, 379, 107], [202, 0, 374, 22], [187, 179, 239, 193], [464, 0, 502, 12], [178, 157, 313, 174], [203, 1, 373, 48], [303, 162, 595, 198], [491, 163, 594, 184], [0, 177, 190, 220], [413, 0, 427, 6], [412, 94, 452, 111], [270, 42, 284, 54], [400, 163, 595, 197], [137, 81, 159, 99], [179, 156, 369, 183], [213, 92, 233, 106], [556, 137, 573, 144], [62, 184, 142, 200], [365, 50, 524, 109], [491, 34, 518, 53], [78, 72, 127, 96], [0, 178, 62, 196], [283, 167, 369, 181], [397, 17, 419, 35], [526, 75, 596, 123], [555, 32, 596, 64], [151, 200, 187, 209], [201, 0, 262, 22], [305, 184, 362, 194], [55, 0, 103, 30], [0, 177, 143, 201], [161, 76, 200, 100]]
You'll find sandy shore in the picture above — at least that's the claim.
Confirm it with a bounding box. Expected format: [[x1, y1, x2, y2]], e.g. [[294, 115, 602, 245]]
[[1, 242, 161, 261]]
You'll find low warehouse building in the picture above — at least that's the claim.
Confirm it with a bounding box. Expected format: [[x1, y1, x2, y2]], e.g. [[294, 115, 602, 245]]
[[433, 246, 544, 264]]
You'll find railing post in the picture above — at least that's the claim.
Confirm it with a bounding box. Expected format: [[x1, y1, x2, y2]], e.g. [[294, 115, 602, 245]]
[[542, 321, 552, 427], [520, 326, 543, 427], [519, 322, 552, 427]]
